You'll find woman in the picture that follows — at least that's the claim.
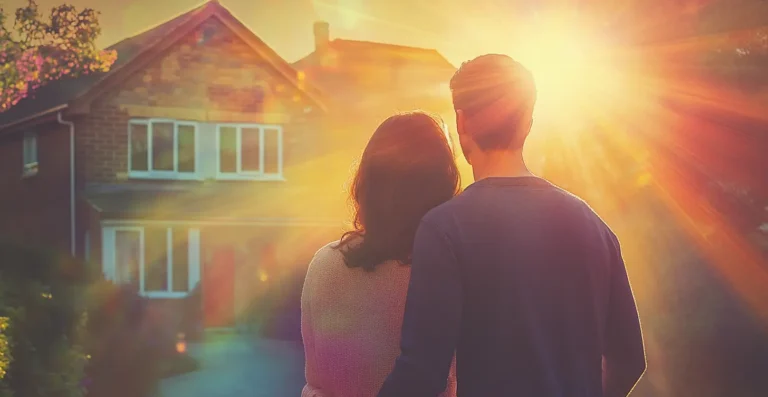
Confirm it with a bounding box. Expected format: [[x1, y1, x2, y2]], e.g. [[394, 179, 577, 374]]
[[301, 111, 461, 397]]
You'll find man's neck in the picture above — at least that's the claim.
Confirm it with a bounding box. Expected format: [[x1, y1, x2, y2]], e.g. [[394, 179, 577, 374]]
[[471, 149, 532, 181]]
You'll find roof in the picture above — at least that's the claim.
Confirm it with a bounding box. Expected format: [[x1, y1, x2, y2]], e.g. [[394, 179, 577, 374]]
[[84, 182, 346, 224], [0, 0, 323, 130], [292, 39, 455, 107], [331, 39, 454, 65], [293, 38, 455, 71]]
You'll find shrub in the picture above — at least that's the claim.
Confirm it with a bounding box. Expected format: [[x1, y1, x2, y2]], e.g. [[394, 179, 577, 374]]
[[0, 239, 200, 397], [0, 241, 88, 397], [82, 280, 163, 397], [0, 317, 11, 397]]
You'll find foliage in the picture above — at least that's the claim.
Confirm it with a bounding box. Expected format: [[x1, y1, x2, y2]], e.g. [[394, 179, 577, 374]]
[[0, 317, 10, 397], [0, 241, 89, 397], [83, 278, 204, 396], [0, 239, 182, 397], [0, 0, 116, 111], [82, 280, 163, 397]]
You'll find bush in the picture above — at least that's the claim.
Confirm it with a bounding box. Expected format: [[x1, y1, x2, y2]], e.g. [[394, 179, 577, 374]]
[[82, 280, 163, 397], [0, 240, 187, 397], [0, 317, 11, 397], [0, 241, 89, 397]]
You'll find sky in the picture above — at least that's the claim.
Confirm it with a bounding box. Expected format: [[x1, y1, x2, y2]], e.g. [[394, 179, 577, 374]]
[[2, 0, 565, 65]]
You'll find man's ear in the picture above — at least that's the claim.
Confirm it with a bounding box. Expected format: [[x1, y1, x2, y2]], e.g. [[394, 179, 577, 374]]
[[455, 109, 465, 137], [455, 110, 473, 165]]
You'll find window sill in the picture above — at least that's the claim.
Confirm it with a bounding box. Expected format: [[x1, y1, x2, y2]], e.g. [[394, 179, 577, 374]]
[[128, 172, 203, 181], [215, 174, 286, 182], [140, 291, 190, 299]]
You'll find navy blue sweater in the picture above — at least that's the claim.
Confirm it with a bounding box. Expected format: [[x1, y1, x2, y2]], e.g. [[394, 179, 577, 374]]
[[378, 177, 645, 397]]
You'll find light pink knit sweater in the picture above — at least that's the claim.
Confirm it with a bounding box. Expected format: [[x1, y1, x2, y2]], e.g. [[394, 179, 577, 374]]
[[301, 241, 457, 397]]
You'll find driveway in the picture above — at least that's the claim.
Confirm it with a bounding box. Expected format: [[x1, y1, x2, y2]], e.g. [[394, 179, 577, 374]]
[[158, 334, 306, 397]]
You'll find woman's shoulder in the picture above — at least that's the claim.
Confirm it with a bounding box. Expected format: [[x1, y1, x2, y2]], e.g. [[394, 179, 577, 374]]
[[310, 233, 364, 265], [311, 240, 344, 263], [306, 236, 407, 280], [306, 240, 346, 278]]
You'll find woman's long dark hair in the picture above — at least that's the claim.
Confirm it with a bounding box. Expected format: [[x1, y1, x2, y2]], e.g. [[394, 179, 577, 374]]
[[336, 111, 461, 271]]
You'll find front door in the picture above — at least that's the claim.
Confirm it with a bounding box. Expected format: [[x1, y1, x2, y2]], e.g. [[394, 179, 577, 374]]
[[203, 246, 236, 328]]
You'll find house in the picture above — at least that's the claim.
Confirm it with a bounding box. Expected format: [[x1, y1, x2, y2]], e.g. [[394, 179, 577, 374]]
[[0, 0, 457, 333], [294, 21, 457, 152]]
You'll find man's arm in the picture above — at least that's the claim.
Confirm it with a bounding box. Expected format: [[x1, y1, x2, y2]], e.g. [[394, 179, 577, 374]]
[[378, 219, 463, 397], [603, 233, 647, 397]]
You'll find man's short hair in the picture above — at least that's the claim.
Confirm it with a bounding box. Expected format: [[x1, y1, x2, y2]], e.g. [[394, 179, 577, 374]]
[[450, 54, 537, 150]]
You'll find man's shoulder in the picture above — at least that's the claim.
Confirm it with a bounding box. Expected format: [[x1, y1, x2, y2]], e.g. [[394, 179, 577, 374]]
[[548, 186, 618, 243], [421, 179, 613, 230], [539, 181, 605, 219]]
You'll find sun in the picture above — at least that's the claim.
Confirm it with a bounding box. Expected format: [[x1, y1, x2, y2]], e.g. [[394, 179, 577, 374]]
[[509, 12, 628, 127]]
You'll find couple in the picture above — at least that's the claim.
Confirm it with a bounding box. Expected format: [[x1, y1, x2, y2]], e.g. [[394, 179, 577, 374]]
[[300, 54, 646, 397]]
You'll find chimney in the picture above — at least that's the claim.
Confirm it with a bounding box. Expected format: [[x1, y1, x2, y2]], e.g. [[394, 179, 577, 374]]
[[313, 21, 330, 52]]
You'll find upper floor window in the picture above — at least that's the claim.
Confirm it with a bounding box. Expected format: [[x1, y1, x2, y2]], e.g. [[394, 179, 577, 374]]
[[216, 124, 283, 180], [22, 131, 38, 177], [128, 119, 198, 180]]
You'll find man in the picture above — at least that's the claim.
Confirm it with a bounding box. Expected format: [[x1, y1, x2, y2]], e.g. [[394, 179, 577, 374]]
[[378, 54, 646, 397]]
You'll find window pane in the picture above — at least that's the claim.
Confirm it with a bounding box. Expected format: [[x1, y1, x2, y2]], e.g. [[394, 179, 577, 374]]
[[23, 133, 38, 165], [144, 227, 168, 292], [115, 230, 141, 292], [219, 127, 237, 173], [152, 122, 175, 171], [172, 228, 189, 292], [241, 127, 261, 172], [130, 124, 148, 171], [263, 128, 280, 175], [177, 124, 196, 173], [23, 137, 31, 164]]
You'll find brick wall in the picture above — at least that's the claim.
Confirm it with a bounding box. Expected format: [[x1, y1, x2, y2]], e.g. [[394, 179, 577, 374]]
[[77, 107, 131, 183], [0, 122, 73, 254], [79, 17, 323, 184]]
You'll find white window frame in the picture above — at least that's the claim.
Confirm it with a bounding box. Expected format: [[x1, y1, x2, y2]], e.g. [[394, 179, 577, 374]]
[[102, 225, 201, 299], [128, 118, 201, 180], [22, 131, 38, 177], [215, 123, 284, 181]]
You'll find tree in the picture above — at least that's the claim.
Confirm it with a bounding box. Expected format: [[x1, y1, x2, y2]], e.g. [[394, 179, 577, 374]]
[[0, 0, 116, 112]]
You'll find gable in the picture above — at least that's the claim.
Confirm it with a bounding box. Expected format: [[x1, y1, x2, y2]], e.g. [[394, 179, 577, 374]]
[[95, 17, 313, 119], [0, 1, 323, 132]]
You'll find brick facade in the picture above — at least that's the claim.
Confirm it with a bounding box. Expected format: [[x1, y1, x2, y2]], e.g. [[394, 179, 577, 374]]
[[0, 122, 73, 254], [78, 17, 323, 185], [0, 7, 344, 334]]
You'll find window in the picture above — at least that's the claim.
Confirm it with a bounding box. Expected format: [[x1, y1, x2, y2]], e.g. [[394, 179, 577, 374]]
[[104, 226, 200, 298], [128, 119, 198, 179], [22, 131, 38, 177], [216, 124, 283, 180]]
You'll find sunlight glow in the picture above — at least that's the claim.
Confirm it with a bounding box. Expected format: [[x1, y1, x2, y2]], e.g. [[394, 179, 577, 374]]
[[510, 13, 628, 126]]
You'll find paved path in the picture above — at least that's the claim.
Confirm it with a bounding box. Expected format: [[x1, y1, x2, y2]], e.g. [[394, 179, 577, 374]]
[[158, 335, 306, 397]]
